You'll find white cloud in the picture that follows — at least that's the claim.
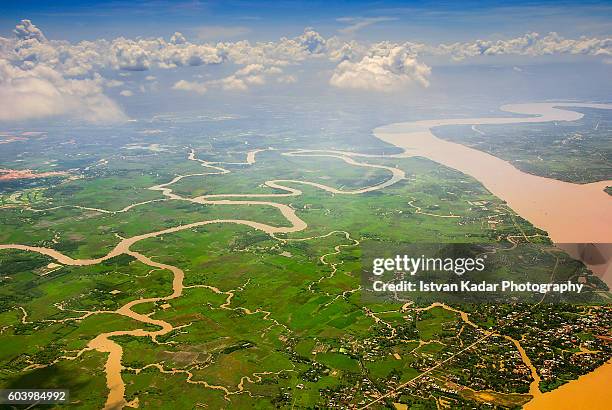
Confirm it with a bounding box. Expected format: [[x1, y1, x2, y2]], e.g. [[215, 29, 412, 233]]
[[169, 32, 187, 45], [217, 76, 249, 91], [432, 32, 612, 60], [295, 27, 327, 54], [217, 27, 329, 67], [119, 89, 133, 97], [0, 60, 127, 123], [235, 63, 265, 76], [199, 64, 285, 92], [327, 39, 367, 62], [111, 40, 151, 71], [330, 44, 430, 92], [14, 19, 46, 42], [155, 41, 224, 68], [4, 21, 611, 77], [173, 64, 287, 93], [172, 79, 207, 94], [4, 22, 226, 77], [2, 18, 612, 114]]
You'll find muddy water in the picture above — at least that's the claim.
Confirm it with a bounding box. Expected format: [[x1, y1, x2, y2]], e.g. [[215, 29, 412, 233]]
[[503, 336, 542, 398], [524, 361, 612, 410], [374, 103, 612, 285]]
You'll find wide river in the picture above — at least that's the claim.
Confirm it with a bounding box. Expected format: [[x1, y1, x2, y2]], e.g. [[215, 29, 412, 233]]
[[524, 360, 612, 410], [374, 103, 612, 285]]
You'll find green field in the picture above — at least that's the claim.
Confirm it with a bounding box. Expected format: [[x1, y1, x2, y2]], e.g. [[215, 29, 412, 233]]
[[0, 118, 610, 409]]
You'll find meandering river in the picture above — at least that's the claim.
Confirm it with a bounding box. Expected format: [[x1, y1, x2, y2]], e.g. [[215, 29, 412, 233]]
[[0, 149, 405, 409]]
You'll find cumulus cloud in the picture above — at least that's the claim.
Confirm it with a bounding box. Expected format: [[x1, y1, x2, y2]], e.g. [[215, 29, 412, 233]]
[[330, 44, 431, 92], [218, 27, 331, 67], [209, 64, 285, 91], [3, 24, 225, 77], [2, 18, 612, 120], [173, 64, 287, 93], [14, 19, 46, 42], [1, 20, 321, 123], [2, 22, 333, 80], [172, 79, 207, 94], [216, 76, 249, 91], [327, 39, 367, 62], [170, 32, 187, 45], [4, 20, 611, 75], [0, 60, 127, 122], [296, 28, 327, 54], [112, 40, 151, 71], [328, 32, 612, 64], [432, 32, 612, 60]]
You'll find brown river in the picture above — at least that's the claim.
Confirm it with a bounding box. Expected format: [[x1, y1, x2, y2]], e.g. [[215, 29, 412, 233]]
[[374, 103, 612, 285], [524, 361, 612, 409]]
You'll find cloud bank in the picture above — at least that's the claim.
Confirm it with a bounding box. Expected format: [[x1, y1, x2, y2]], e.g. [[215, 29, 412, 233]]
[[431, 32, 612, 61], [0, 19, 611, 122]]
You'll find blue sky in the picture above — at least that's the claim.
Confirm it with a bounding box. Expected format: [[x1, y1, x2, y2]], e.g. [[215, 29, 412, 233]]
[[2, 0, 611, 41]]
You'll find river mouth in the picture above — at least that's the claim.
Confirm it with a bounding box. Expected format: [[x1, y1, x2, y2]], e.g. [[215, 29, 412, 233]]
[[373, 103, 612, 286]]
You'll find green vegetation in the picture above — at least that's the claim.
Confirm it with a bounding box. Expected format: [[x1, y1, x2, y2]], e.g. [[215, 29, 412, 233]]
[[0, 188, 46, 206], [0, 116, 609, 409]]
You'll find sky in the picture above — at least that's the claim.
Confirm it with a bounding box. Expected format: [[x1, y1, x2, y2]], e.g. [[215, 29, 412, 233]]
[[0, 0, 612, 41], [2, 0, 611, 41], [0, 0, 611, 124]]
